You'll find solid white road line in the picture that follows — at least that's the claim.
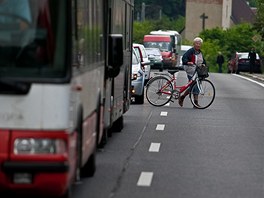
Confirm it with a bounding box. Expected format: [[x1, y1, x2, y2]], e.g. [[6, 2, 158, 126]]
[[165, 102, 170, 106], [156, 124, 165, 131], [149, 143, 161, 152], [160, 111, 168, 116], [234, 74, 264, 87], [137, 172, 154, 187]]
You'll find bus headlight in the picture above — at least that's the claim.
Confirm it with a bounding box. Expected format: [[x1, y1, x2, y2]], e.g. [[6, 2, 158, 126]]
[[14, 138, 66, 154]]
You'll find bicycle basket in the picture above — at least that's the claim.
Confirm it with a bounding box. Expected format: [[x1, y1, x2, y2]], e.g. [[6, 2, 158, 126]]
[[197, 65, 209, 78]]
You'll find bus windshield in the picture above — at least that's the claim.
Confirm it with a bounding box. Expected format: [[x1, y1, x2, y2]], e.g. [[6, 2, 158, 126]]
[[0, 0, 67, 80], [144, 42, 172, 52]]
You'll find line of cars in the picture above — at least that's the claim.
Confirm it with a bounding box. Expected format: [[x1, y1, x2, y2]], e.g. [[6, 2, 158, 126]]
[[131, 43, 164, 104]]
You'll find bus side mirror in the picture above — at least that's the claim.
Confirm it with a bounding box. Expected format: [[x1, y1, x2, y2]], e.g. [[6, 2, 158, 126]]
[[108, 34, 123, 78]]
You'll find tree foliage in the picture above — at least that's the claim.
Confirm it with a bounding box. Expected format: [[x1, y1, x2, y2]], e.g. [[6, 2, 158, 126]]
[[133, 16, 185, 44], [134, 0, 185, 20], [199, 23, 263, 72], [254, 0, 264, 41]]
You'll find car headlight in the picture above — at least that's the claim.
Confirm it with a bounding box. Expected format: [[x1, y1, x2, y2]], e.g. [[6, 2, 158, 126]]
[[132, 72, 143, 79], [14, 138, 66, 154], [132, 73, 138, 80]]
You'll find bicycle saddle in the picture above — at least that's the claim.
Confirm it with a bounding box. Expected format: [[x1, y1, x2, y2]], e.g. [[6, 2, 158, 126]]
[[167, 70, 179, 75]]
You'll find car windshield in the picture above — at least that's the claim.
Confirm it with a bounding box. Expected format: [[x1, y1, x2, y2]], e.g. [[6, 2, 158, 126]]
[[132, 52, 139, 64], [144, 42, 172, 52], [140, 47, 148, 58], [238, 53, 259, 59]]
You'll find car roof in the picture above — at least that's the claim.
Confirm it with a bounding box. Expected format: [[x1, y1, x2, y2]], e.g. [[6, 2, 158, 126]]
[[133, 43, 144, 47], [181, 45, 192, 50], [237, 52, 260, 59], [150, 30, 180, 36]]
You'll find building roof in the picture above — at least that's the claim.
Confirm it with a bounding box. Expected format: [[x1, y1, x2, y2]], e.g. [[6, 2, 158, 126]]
[[231, 0, 256, 24]]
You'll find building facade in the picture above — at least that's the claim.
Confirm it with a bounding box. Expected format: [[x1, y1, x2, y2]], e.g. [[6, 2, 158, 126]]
[[184, 0, 255, 41]]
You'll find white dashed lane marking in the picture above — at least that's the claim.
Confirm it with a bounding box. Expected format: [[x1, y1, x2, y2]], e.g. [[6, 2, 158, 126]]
[[156, 124, 165, 131], [165, 102, 170, 106], [137, 172, 154, 187], [149, 143, 161, 152], [137, 110, 166, 188], [160, 111, 168, 116]]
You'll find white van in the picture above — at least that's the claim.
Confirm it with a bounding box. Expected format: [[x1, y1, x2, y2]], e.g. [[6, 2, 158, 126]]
[[179, 45, 192, 66]]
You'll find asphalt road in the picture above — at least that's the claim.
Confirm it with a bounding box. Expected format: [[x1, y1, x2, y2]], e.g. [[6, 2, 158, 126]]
[[72, 71, 264, 198]]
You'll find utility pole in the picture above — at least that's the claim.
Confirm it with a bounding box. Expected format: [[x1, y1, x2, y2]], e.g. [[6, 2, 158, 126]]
[[141, 2, 145, 22], [200, 13, 208, 30]]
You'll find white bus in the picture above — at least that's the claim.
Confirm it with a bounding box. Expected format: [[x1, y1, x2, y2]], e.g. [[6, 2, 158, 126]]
[[0, 0, 134, 197], [150, 30, 182, 67]]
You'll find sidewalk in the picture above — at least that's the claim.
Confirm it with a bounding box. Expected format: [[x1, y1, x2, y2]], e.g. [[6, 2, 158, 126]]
[[239, 72, 264, 83]]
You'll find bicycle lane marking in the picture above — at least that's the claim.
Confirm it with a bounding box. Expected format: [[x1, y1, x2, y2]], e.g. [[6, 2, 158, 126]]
[[234, 74, 264, 88]]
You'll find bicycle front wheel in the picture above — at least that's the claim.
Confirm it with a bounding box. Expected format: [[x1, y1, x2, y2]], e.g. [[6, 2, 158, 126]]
[[189, 79, 215, 109], [146, 76, 173, 106]]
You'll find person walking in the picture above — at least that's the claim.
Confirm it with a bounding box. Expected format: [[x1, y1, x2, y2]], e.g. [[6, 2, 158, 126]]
[[178, 37, 206, 108], [216, 52, 224, 73], [248, 47, 256, 74]]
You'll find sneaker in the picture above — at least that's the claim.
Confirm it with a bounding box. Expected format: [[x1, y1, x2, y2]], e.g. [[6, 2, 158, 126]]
[[178, 96, 184, 107]]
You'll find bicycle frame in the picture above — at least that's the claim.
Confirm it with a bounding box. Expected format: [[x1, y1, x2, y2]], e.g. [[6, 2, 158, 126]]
[[158, 72, 196, 95], [146, 66, 215, 109]]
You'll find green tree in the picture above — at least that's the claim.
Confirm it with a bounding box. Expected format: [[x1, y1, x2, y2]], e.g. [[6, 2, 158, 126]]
[[134, 0, 185, 21], [133, 16, 185, 44], [133, 21, 154, 43], [254, 0, 264, 41], [199, 23, 262, 72]]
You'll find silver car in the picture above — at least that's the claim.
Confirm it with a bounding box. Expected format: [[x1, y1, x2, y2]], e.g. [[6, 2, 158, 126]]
[[131, 49, 145, 104], [145, 47, 163, 71]]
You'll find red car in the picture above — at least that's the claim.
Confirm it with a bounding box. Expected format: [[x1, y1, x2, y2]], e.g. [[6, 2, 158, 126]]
[[227, 53, 238, 73]]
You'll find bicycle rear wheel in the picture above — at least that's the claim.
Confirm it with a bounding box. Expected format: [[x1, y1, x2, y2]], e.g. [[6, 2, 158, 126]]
[[189, 79, 215, 109], [146, 76, 173, 106]]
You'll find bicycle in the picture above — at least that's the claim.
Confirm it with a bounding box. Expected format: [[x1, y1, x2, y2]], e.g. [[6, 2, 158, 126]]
[[145, 64, 215, 109]]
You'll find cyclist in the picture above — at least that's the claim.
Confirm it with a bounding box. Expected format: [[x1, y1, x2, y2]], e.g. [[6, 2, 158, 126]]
[[178, 37, 206, 108]]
